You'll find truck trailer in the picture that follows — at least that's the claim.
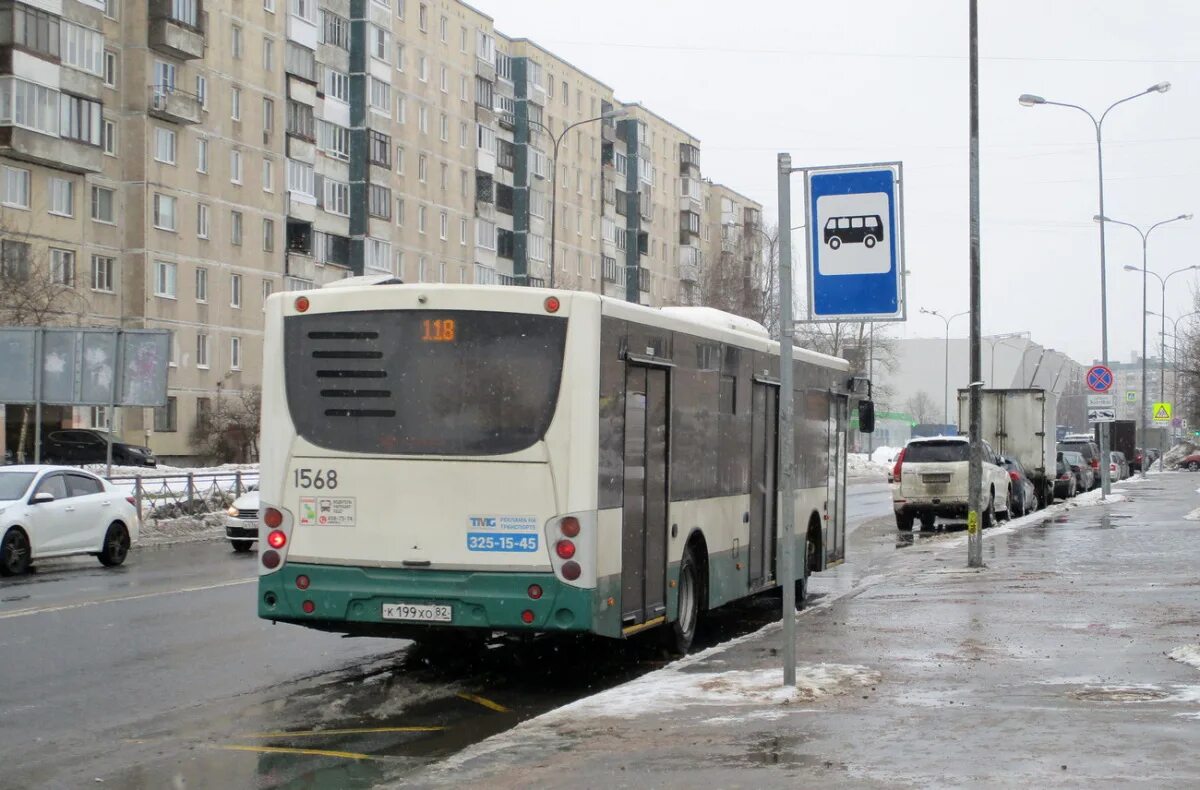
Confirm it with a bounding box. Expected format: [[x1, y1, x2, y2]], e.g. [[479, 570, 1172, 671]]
[[958, 388, 1058, 508]]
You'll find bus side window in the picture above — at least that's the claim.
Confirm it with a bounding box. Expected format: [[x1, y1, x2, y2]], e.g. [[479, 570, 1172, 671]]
[[837, 217, 850, 229], [850, 217, 863, 228]]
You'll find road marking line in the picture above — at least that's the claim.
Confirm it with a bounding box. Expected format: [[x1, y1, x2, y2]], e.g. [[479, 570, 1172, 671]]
[[457, 692, 510, 713], [0, 577, 256, 619], [243, 726, 444, 738], [215, 744, 378, 761]]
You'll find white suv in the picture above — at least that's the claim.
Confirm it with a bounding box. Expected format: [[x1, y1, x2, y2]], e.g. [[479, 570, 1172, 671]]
[[892, 436, 1012, 531]]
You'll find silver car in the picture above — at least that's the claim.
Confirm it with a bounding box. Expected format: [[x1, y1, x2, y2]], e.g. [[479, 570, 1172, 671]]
[[224, 490, 260, 553]]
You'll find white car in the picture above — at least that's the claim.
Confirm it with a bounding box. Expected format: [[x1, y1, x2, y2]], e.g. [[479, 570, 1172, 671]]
[[892, 436, 1013, 531], [225, 490, 259, 553], [0, 466, 139, 576]]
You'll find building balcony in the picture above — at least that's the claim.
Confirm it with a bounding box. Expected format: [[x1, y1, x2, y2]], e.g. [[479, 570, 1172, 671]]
[[678, 248, 702, 284], [148, 2, 206, 61], [148, 87, 202, 125], [0, 126, 103, 174]]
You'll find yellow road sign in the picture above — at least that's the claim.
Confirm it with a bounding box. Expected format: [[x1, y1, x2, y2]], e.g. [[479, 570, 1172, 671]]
[[1152, 402, 1172, 422]]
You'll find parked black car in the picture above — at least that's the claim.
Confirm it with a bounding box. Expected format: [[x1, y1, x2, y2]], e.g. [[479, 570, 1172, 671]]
[[1057, 436, 1101, 488], [41, 430, 157, 467], [1060, 450, 1094, 493], [999, 456, 1039, 517], [1054, 453, 1078, 499]]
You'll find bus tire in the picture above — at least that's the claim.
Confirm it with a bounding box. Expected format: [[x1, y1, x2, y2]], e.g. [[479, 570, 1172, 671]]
[[864, 235, 876, 248], [828, 237, 841, 250], [664, 546, 701, 656], [896, 512, 914, 531]]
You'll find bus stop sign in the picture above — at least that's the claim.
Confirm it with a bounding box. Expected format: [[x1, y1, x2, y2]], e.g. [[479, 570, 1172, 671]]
[[804, 162, 905, 322]]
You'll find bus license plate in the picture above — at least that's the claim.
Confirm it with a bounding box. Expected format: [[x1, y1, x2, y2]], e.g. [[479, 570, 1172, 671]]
[[381, 603, 453, 622]]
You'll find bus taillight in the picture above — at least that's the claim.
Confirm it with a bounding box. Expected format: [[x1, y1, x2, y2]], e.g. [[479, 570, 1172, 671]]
[[527, 584, 543, 600], [264, 508, 284, 528], [267, 529, 287, 549], [559, 517, 580, 538], [295, 296, 310, 312], [544, 296, 560, 313], [555, 540, 576, 560], [561, 561, 581, 581]]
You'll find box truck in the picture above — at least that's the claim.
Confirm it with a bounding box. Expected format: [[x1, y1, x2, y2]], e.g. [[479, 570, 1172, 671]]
[[957, 388, 1058, 508]]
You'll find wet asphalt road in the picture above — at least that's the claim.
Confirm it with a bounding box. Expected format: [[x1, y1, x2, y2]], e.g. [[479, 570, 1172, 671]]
[[0, 479, 896, 789]]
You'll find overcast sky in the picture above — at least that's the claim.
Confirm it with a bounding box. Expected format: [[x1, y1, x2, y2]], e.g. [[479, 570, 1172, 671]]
[[472, 0, 1200, 365]]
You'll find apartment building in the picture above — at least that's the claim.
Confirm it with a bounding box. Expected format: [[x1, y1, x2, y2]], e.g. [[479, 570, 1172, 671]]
[[1, 0, 762, 462], [699, 181, 764, 311]]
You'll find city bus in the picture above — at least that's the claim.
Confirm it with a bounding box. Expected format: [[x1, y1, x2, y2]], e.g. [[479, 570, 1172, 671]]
[[256, 282, 863, 653]]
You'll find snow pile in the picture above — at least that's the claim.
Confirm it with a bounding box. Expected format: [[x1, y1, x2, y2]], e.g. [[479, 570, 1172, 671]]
[[1163, 443, 1198, 470], [1184, 507, 1200, 522], [88, 462, 259, 478], [541, 664, 880, 721], [1167, 645, 1200, 671], [848, 453, 890, 477], [137, 513, 226, 547]]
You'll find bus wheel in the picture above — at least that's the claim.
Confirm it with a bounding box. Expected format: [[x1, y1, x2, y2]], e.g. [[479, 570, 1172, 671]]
[[828, 237, 841, 250], [896, 512, 914, 531], [864, 235, 877, 248], [664, 547, 701, 656]]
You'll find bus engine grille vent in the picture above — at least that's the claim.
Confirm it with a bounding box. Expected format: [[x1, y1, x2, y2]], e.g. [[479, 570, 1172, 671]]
[[305, 330, 396, 418]]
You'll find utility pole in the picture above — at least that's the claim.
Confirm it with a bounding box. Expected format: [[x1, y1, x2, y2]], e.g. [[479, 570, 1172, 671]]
[[967, 0, 984, 568], [776, 153, 797, 688]]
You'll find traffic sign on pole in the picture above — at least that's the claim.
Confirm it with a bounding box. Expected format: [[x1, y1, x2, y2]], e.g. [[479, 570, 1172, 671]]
[[1152, 402, 1173, 422], [1086, 365, 1114, 393], [804, 163, 906, 322]]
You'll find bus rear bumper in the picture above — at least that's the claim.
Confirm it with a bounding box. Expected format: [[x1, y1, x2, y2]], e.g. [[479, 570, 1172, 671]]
[[258, 562, 594, 636]]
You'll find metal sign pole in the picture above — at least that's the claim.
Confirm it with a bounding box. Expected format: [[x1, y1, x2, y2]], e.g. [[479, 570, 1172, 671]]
[[967, 0, 984, 568], [33, 328, 43, 465], [777, 152, 797, 688], [105, 330, 123, 479]]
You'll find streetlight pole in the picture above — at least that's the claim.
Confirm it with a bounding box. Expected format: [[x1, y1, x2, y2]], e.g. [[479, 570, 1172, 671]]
[[522, 109, 628, 288], [1019, 81, 1172, 496], [1124, 260, 1199, 468], [984, 332, 1029, 386], [920, 308, 968, 428], [1152, 309, 1200, 422]]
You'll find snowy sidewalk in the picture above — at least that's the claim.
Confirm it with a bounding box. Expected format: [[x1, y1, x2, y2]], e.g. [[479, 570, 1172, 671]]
[[404, 473, 1200, 789]]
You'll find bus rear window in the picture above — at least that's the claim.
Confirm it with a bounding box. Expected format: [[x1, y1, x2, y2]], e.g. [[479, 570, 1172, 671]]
[[284, 310, 567, 455], [904, 441, 969, 463]]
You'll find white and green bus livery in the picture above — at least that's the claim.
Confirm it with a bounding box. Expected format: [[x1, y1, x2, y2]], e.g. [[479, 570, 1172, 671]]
[[257, 282, 863, 652]]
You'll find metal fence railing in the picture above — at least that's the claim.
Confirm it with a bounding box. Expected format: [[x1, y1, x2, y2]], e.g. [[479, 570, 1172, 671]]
[[106, 470, 260, 527]]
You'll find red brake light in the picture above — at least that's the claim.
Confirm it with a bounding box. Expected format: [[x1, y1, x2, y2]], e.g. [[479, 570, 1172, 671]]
[[267, 529, 287, 549], [544, 296, 560, 313], [263, 508, 283, 528], [1009, 471, 1020, 482], [125, 496, 136, 506], [302, 600, 315, 614], [561, 560, 581, 581], [527, 584, 543, 600], [261, 549, 281, 570], [521, 609, 535, 624], [555, 540, 576, 560], [295, 574, 310, 590], [295, 296, 310, 312], [1090, 459, 1100, 469], [892, 448, 906, 482], [560, 517, 581, 538]]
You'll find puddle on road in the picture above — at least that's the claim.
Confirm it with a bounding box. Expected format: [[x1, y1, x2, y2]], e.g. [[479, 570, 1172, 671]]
[[1069, 686, 1171, 703]]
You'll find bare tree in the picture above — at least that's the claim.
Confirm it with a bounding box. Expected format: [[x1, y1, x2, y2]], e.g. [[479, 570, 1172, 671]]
[[697, 223, 780, 334], [189, 386, 262, 463], [905, 391, 939, 425], [0, 213, 92, 461]]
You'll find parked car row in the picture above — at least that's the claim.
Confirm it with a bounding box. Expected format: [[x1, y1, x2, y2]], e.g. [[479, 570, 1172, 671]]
[[3, 430, 157, 468]]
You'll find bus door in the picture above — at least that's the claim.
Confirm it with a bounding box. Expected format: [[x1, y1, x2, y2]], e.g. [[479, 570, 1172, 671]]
[[749, 380, 779, 589], [826, 394, 849, 565], [620, 363, 669, 629]]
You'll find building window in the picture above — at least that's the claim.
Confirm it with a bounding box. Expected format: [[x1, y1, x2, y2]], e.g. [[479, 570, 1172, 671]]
[[231, 273, 243, 307], [287, 159, 315, 197], [321, 11, 349, 50], [287, 100, 315, 139], [196, 203, 209, 238], [418, 154, 427, 182], [154, 397, 177, 433], [459, 217, 467, 245], [369, 77, 390, 112], [370, 25, 388, 60], [263, 218, 275, 251], [262, 158, 274, 192], [195, 74, 207, 108], [262, 279, 274, 309], [90, 185, 114, 223], [395, 95, 406, 124], [395, 198, 405, 225], [0, 240, 30, 280], [323, 179, 350, 216], [417, 204, 426, 233], [90, 255, 114, 292], [49, 178, 73, 217], [368, 129, 391, 167], [196, 137, 208, 172], [195, 266, 208, 301], [418, 104, 428, 133], [49, 249, 75, 285], [438, 211, 448, 240], [231, 211, 243, 245], [231, 86, 241, 120], [232, 24, 243, 59], [230, 337, 242, 370], [418, 2, 427, 31], [153, 193, 176, 230], [154, 127, 176, 164], [316, 119, 349, 160], [195, 333, 209, 368], [475, 76, 492, 108], [155, 260, 177, 298], [418, 55, 428, 82], [325, 68, 349, 102], [418, 256, 427, 282], [263, 97, 274, 133], [476, 220, 496, 250], [59, 94, 102, 145], [10, 5, 60, 60], [368, 184, 391, 219], [102, 118, 116, 155], [395, 42, 405, 70], [289, 0, 316, 24], [395, 145, 405, 174], [285, 41, 317, 80], [230, 149, 243, 184], [366, 238, 390, 273], [263, 37, 274, 71], [440, 112, 448, 141], [440, 65, 448, 93], [103, 50, 118, 87]]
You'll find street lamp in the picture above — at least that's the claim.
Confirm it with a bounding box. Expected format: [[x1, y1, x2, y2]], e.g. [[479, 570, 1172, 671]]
[[520, 107, 629, 287], [920, 307, 969, 427], [1124, 260, 1200, 466], [1018, 81, 1172, 495], [1149, 308, 1200, 421]]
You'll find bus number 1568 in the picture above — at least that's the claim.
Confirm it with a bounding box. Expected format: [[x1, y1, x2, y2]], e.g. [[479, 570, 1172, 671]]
[[294, 468, 339, 490]]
